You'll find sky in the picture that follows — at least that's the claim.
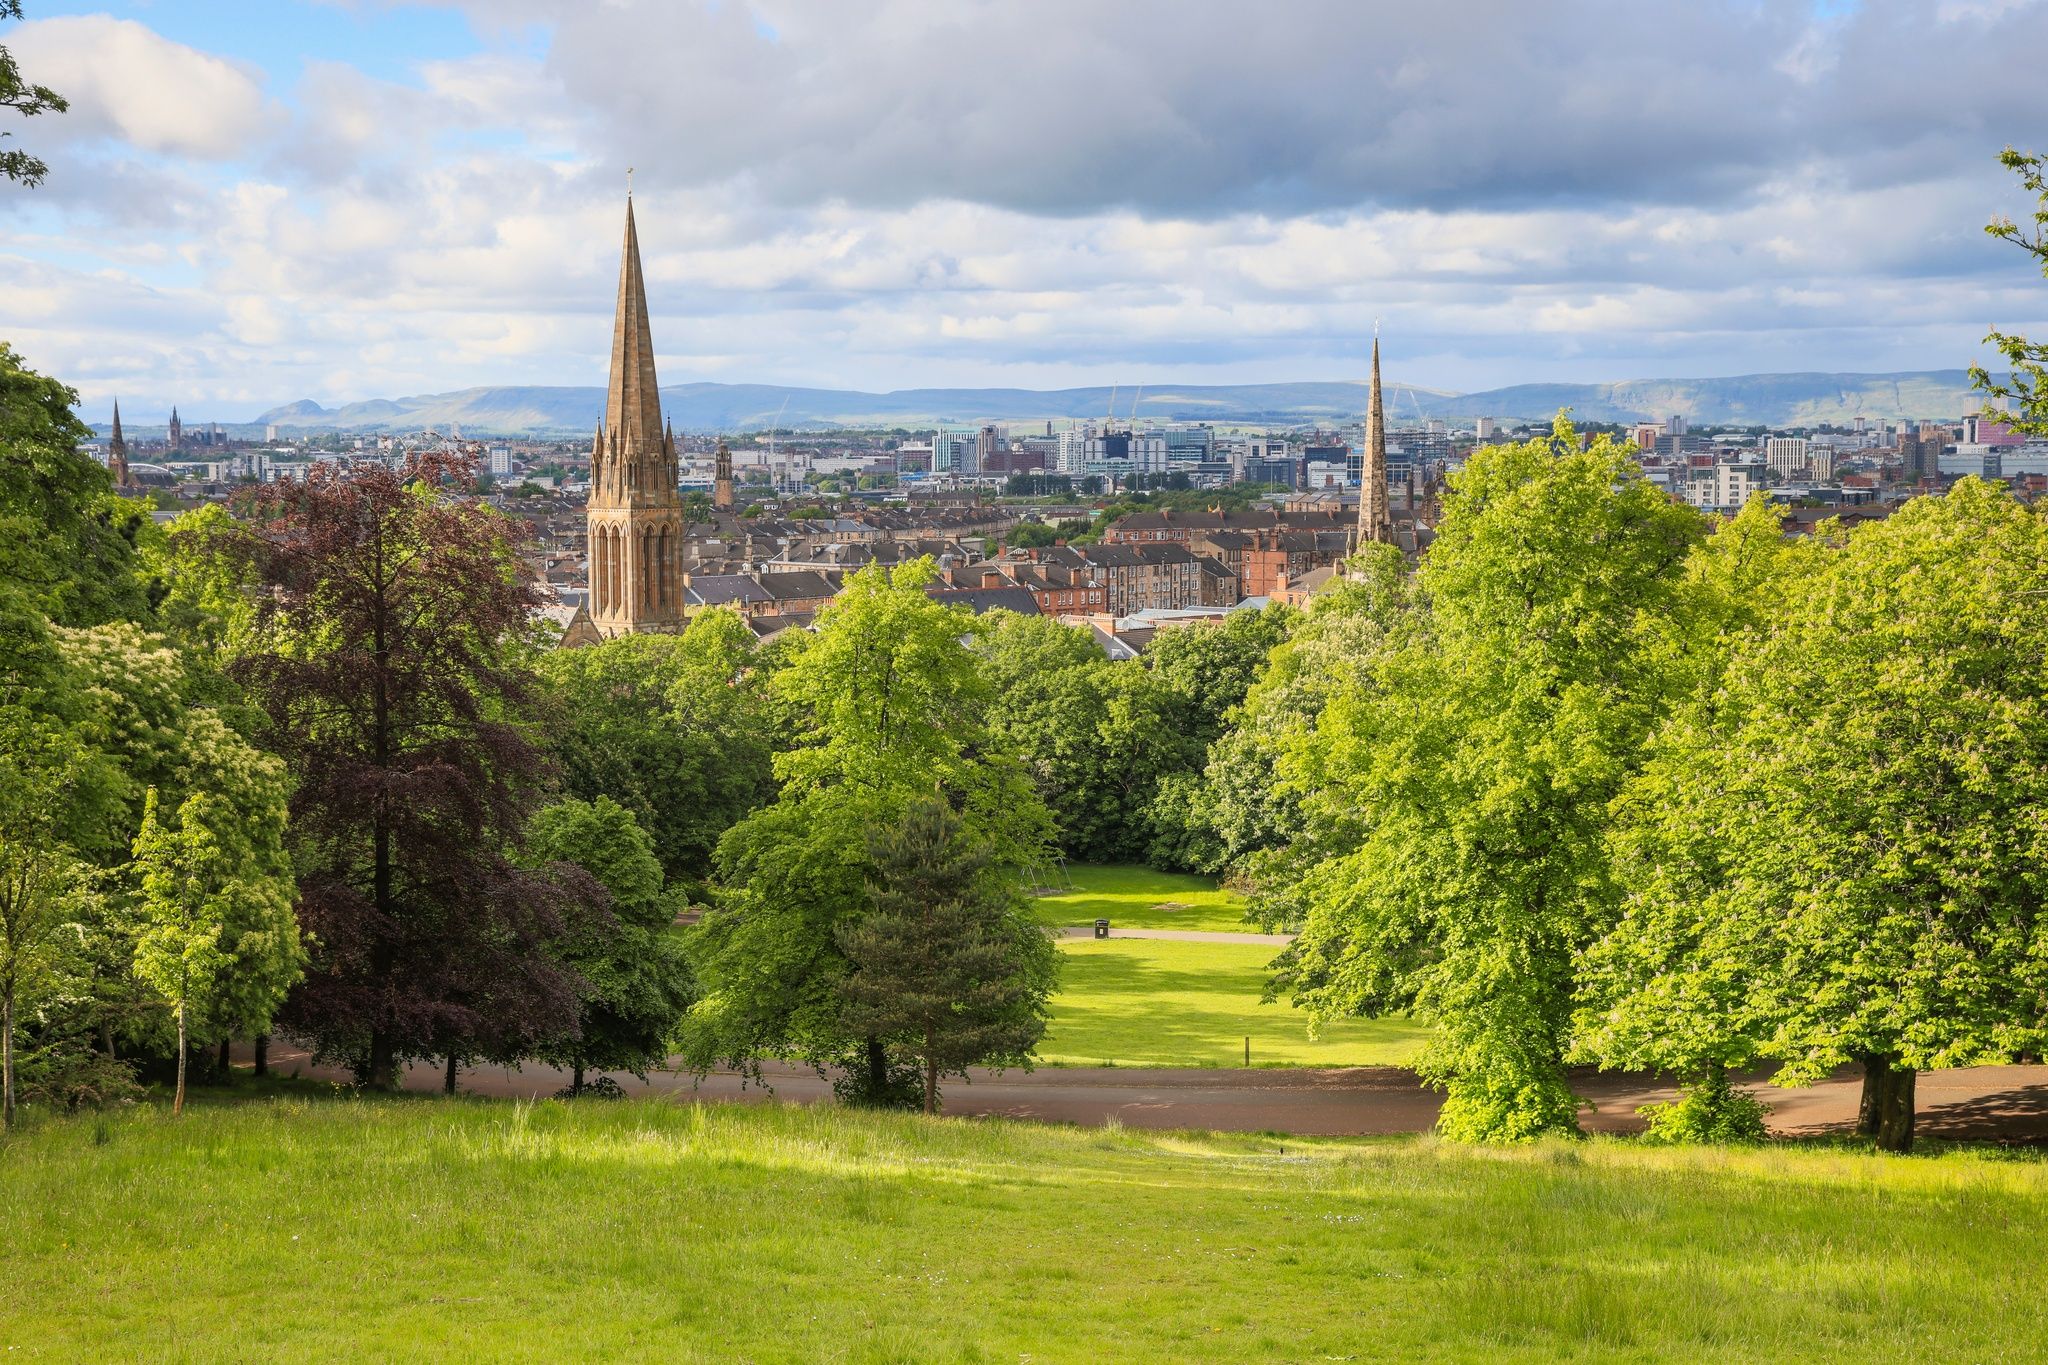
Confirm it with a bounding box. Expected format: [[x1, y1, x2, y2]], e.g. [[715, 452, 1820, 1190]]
[[5, 0, 2048, 422]]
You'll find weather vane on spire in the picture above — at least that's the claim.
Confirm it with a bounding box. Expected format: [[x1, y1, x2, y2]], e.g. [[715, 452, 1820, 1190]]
[[627, 166, 634, 198]]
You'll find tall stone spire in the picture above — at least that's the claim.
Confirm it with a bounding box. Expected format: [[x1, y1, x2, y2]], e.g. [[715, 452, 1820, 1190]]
[[167, 405, 182, 453], [108, 399, 132, 489], [586, 188, 684, 638], [606, 193, 665, 452], [1357, 336, 1392, 546]]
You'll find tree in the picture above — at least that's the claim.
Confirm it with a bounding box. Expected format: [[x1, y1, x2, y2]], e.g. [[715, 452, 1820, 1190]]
[[1137, 606, 1296, 870], [526, 797, 693, 1090], [1972, 148, 2048, 433], [1569, 496, 1812, 1135], [0, 838, 88, 1130], [976, 605, 1296, 869], [535, 610, 777, 883], [224, 453, 590, 1087], [0, 2, 67, 188], [1207, 564, 1411, 897], [1580, 482, 2048, 1152], [0, 344, 151, 627], [1276, 418, 1702, 1142], [128, 785, 296, 1115], [836, 797, 1056, 1114], [682, 560, 1052, 1103], [0, 589, 120, 1129]]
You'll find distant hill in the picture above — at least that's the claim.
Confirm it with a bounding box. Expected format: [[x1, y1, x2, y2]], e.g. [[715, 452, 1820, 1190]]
[[248, 370, 1998, 436]]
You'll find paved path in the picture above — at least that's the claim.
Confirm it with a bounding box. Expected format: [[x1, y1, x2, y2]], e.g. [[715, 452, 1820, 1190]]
[[246, 1043, 2048, 1142], [1055, 926, 1295, 945]]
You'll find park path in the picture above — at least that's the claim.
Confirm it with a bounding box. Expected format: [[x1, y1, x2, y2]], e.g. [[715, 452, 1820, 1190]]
[[243, 1042, 2048, 1142], [1055, 926, 1295, 945]]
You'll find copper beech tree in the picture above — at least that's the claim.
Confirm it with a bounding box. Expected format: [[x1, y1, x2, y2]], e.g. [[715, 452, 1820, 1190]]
[[227, 453, 601, 1088]]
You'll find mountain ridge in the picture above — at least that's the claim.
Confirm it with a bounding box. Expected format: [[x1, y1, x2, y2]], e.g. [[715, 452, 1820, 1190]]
[[243, 370, 1999, 436]]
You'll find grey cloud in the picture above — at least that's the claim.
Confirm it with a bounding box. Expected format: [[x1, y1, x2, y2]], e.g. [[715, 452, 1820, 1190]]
[[505, 0, 2048, 217]]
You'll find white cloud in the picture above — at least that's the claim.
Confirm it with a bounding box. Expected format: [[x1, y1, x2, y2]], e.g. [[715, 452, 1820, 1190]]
[[9, 16, 275, 160], [7, 2, 2048, 417]]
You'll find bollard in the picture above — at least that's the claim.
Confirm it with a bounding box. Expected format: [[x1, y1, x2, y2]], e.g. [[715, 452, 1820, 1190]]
[[1244, 1036, 1250, 1067]]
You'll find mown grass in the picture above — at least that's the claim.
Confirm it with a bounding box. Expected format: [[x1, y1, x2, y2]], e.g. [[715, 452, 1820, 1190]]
[[1033, 862, 1253, 933], [6, 1093, 2048, 1362], [1040, 937, 1430, 1068]]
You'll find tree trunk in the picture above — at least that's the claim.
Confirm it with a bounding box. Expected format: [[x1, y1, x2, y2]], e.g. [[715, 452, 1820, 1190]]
[[218, 1037, 232, 1078], [173, 999, 188, 1117], [2, 993, 14, 1132], [366, 1030, 397, 1091], [444, 1054, 459, 1096], [571, 1061, 584, 1096], [102, 1020, 116, 1061], [1859, 1055, 1917, 1153], [253, 1035, 268, 1077], [923, 1028, 938, 1117], [1877, 1067, 1917, 1154], [865, 1034, 888, 1105], [1857, 1056, 1884, 1138]]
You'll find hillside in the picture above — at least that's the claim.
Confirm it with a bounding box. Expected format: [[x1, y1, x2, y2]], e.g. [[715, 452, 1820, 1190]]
[[7, 1095, 2046, 1360], [241, 369, 2001, 436]]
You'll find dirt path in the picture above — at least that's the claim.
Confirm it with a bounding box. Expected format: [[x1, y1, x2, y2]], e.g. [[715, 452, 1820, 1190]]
[[1054, 927, 1296, 945], [245, 1043, 2048, 1142]]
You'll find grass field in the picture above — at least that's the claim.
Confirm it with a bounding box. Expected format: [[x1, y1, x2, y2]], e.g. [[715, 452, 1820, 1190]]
[[7, 1094, 2048, 1362], [1033, 864, 1430, 1068], [1039, 937, 1430, 1067], [1033, 862, 1253, 933]]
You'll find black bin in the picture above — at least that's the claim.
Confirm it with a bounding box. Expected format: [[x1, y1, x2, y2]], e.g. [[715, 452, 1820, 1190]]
[[1093, 918, 1110, 939]]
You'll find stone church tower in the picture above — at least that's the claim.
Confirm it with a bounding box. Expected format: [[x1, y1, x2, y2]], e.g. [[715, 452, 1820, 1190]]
[[587, 193, 684, 636], [1356, 337, 1393, 548], [107, 399, 133, 490], [712, 437, 735, 513]]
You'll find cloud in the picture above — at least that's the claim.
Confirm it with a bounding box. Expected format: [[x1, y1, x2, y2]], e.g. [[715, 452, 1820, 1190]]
[[6, 1, 2048, 418], [8, 15, 275, 160], [501, 0, 2048, 216]]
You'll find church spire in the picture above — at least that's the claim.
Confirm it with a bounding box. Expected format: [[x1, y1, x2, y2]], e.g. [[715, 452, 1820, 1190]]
[[108, 399, 131, 489], [1358, 335, 1392, 546], [606, 192, 664, 451], [586, 186, 685, 640]]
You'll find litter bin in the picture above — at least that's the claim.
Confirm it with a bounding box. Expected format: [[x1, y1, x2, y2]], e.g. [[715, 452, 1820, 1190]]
[[1094, 918, 1110, 939]]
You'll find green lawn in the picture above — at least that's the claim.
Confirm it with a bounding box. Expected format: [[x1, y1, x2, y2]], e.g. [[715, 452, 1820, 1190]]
[[1032, 864, 1429, 1067], [1033, 861, 1254, 933], [7, 1094, 2048, 1361], [1041, 937, 1430, 1067]]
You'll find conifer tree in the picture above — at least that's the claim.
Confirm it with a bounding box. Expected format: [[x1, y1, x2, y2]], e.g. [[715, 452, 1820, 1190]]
[[836, 796, 1056, 1115]]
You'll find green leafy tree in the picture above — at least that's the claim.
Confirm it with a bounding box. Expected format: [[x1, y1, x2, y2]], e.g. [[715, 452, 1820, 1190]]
[[536, 610, 777, 882], [0, 838, 90, 1129], [1972, 148, 2048, 433], [526, 797, 693, 1091], [1277, 418, 1702, 1142], [1137, 606, 1295, 870], [0, 590, 123, 1127], [129, 782, 298, 1116], [0, 345, 150, 627], [1207, 564, 1412, 904], [0, 1, 67, 187], [836, 796, 1056, 1114], [975, 607, 1294, 868], [682, 560, 1052, 1103], [1580, 482, 2048, 1152], [1570, 496, 1814, 1133]]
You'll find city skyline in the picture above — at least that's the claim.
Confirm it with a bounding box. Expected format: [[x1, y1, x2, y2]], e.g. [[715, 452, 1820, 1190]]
[[6, 0, 2048, 419]]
